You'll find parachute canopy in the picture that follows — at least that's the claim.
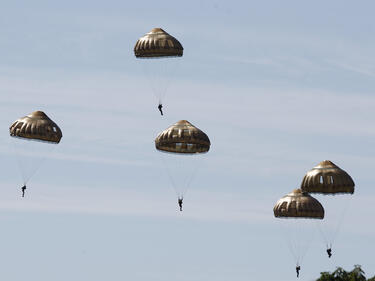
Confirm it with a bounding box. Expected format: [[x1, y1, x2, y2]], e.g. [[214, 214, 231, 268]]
[[155, 120, 210, 154], [9, 111, 62, 143], [300, 160, 354, 194], [274, 189, 324, 219], [134, 28, 183, 58]]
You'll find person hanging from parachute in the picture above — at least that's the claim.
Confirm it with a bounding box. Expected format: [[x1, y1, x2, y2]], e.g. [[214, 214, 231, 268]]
[[300, 160, 355, 259], [134, 28, 183, 116], [178, 197, 183, 211], [21, 185, 26, 197], [326, 247, 332, 258], [155, 120, 210, 211], [10, 111, 62, 197], [274, 189, 325, 278], [158, 103, 163, 116], [296, 265, 301, 278]]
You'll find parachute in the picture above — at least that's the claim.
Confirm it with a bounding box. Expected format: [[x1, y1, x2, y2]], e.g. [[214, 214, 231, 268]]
[[155, 120, 210, 154], [10, 111, 62, 143], [300, 160, 355, 256], [134, 28, 183, 110], [134, 28, 183, 58], [155, 120, 210, 209], [10, 111, 62, 189], [274, 189, 325, 219], [301, 160, 354, 194], [274, 189, 324, 269]]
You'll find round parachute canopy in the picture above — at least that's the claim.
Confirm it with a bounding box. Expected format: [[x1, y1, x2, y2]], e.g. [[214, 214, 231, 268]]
[[134, 28, 183, 58], [300, 160, 354, 194], [274, 189, 324, 219], [155, 120, 210, 154], [9, 111, 62, 143]]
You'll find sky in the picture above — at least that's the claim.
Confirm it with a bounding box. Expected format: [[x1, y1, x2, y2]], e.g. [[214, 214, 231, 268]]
[[0, 1, 375, 280]]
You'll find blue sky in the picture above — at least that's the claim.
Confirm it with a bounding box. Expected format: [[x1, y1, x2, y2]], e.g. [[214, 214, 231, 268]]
[[0, 1, 375, 280]]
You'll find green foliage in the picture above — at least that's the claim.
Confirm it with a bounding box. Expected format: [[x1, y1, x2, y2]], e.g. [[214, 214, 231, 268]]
[[317, 265, 375, 281]]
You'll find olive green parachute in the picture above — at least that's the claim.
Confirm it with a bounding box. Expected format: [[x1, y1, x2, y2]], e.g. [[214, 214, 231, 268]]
[[10, 110, 62, 187], [300, 160, 355, 255], [300, 160, 354, 194], [10, 111, 62, 143], [274, 189, 324, 267], [273, 189, 324, 219], [155, 120, 210, 154], [134, 28, 183, 58], [155, 120, 210, 202]]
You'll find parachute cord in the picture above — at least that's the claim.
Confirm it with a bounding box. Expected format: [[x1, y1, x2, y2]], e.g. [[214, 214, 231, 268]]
[[330, 196, 352, 248], [160, 153, 204, 200], [297, 223, 303, 264], [11, 139, 56, 186], [13, 153, 27, 185], [280, 221, 299, 265], [180, 158, 201, 196], [286, 237, 298, 264], [316, 196, 352, 251], [280, 219, 316, 266], [293, 222, 303, 265], [12, 140, 28, 185], [158, 58, 180, 103], [141, 58, 180, 105], [298, 220, 315, 265], [160, 155, 180, 197], [316, 220, 330, 249]]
